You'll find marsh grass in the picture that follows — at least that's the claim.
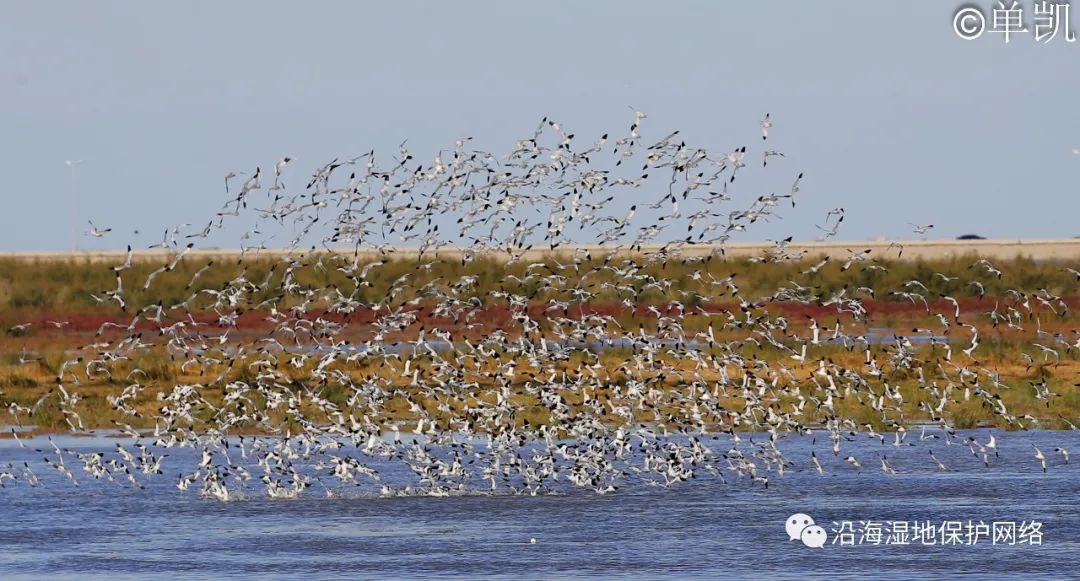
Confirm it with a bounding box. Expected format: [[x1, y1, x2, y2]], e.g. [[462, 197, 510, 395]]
[[1, 253, 1080, 433], [1, 253, 1078, 318]]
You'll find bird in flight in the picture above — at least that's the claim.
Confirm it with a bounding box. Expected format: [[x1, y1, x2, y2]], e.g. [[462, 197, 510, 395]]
[[86, 220, 112, 237]]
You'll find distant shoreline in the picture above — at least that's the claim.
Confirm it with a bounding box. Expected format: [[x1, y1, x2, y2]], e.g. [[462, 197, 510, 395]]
[[4, 238, 1080, 262]]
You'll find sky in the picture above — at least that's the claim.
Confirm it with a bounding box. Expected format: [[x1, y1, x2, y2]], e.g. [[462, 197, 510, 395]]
[[1, 0, 1078, 251]]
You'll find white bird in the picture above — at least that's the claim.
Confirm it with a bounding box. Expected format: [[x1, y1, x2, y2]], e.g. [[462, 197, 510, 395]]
[[87, 220, 112, 237], [880, 455, 897, 475], [224, 171, 243, 193], [928, 450, 951, 472], [240, 167, 261, 196], [1054, 447, 1069, 464], [275, 157, 293, 176]]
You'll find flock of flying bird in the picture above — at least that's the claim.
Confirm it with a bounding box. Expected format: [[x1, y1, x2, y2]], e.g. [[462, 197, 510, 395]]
[[2, 111, 1078, 500]]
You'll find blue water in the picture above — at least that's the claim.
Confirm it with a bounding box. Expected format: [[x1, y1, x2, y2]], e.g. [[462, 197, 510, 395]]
[[0, 429, 1076, 580]]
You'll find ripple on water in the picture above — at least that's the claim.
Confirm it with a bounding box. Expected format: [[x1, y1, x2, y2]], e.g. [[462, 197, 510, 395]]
[[0, 429, 1077, 580]]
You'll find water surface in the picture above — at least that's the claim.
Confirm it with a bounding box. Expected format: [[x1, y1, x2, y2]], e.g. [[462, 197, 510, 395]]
[[0, 429, 1075, 580]]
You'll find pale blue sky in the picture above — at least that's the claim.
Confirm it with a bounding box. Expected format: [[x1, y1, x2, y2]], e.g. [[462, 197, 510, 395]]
[[1, 1, 1078, 251]]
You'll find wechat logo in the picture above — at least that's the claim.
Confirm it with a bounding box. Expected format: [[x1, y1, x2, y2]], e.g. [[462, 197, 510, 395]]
[[786, 513, 827, 548]]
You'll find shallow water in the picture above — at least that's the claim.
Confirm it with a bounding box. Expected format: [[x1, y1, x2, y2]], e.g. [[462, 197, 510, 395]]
[[0, 429, 1076, 580]]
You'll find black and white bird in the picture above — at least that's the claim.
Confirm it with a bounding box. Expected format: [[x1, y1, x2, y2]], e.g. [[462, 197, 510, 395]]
[[87, 220, 112, 237]]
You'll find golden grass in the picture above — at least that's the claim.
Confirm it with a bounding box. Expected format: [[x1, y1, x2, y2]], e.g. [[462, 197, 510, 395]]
[[1, 342, 1078, 434]]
